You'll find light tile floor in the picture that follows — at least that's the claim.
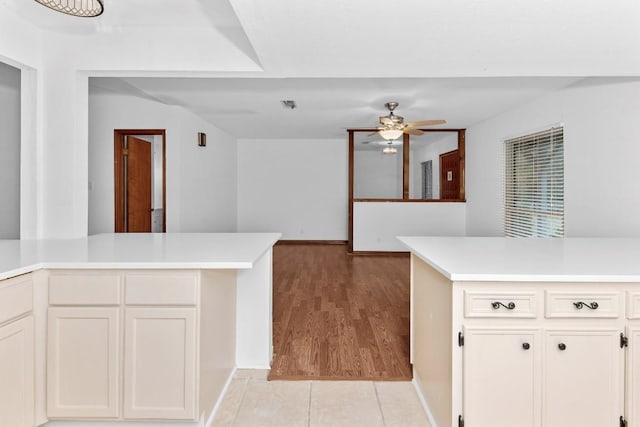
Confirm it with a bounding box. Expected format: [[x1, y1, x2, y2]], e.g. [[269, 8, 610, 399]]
[[211, 370, 432, 427]]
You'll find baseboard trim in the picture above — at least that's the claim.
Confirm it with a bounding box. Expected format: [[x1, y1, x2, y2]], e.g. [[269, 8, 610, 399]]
[[350, 251, 410, 256], [412, 368, 440, 427], [276, 240, 348, 245], [205, 367, 237, 427]]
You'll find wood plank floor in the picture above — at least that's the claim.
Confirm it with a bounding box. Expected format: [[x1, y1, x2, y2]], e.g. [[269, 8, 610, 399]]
[[269, 244, 412, 380]]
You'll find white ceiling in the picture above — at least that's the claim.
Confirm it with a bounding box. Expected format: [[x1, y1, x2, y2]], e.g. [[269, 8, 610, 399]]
[[10, 0, 639, 139], [91, 76, 581, 139]]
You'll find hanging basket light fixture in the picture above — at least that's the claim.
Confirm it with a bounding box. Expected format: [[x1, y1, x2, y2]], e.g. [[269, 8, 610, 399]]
[[34, 0, 104, 17]]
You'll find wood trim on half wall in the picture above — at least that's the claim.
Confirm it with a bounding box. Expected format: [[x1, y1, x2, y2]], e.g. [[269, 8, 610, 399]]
[[276, 240, 348, 246]]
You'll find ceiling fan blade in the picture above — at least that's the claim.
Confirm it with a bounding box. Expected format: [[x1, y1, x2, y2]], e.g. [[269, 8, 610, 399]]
[[405, 119, 447, 127], [404, 128, 424, 135]]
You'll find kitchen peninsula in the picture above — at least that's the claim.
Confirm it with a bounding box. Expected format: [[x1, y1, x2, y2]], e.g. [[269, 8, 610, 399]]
[[399, 236, 640, 427], [0, 232, 279, 427]]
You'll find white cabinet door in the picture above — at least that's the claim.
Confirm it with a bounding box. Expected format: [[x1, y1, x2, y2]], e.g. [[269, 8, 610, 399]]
[[543, 329, 624, 427], [628, 327, 640, 427], [0, 316, 34, 427], [123, 307, 197, 420], [463, 327, 541, 427], [47, 307, 120, 418]]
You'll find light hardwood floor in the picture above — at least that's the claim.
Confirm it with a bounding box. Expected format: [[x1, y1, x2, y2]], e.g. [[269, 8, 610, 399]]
[[269, 244, 411, 380]]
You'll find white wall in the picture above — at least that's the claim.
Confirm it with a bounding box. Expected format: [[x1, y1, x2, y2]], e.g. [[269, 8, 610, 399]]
[[0, 61, 21, 239], [237, 139, 347, 240], [354, 202, 466, 251], [88, 88, 237, 234], [354, 149, 403, 199], [465, 77, 640, 237]]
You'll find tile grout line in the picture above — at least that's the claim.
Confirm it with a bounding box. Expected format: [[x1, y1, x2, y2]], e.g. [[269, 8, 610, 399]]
[[373, 382, 388, 427], [307, 381, 313, 427], [230, 377, 251, 427]]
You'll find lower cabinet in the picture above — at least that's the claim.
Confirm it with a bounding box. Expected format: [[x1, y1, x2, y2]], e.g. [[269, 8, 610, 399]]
[[47, 307, 120, 418], [463, 327, 624, 427], [463, 328, 540, 427], [123, 307, 197, 420], [0, 316, 35, 427], [543, 329, 624, 427], [45, 269, 235, 424]]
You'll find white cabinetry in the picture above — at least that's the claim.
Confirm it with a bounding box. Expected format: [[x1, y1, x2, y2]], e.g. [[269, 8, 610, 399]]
[[0, 275, 34, 427], [123, 308, 197, 419], [463, 328, 540, 427], [47, 307, 120, 418], [46, 269, 236, 424], [409, 256, 637, 427], [47, 273, 121, 419], [543, 329, 623, 427]]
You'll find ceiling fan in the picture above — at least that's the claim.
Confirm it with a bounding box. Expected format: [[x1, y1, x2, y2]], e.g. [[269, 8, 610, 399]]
[[374, 101, 446, 140]]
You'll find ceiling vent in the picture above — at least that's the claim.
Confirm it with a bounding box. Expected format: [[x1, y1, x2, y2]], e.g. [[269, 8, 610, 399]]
[[281, 100, 297, 109]]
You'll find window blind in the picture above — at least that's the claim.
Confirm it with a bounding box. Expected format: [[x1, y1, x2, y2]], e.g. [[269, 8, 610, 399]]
[[504, 127, 564, 237]]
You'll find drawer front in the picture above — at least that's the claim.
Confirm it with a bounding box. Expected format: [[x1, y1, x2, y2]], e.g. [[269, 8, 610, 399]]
[[545, 291, 620, 318], [125, 273, 198, 306], [627, 291, 640, 319], [49, 274, 121, 306], [464, 291, 537, 318], [0, 275, 33, 324]]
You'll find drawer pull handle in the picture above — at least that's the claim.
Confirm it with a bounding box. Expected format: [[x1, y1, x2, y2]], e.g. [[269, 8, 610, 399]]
[[522, 342, 530, 350], [558, 343, 567, 351], [491, 301, 516, 310], [573, 301, 599, 310]]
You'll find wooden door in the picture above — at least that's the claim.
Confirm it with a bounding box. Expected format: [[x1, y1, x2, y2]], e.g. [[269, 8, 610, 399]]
[[440, 149, 460, 199], [126, 136, 152, 232], [543, 329, 624, 427], [463, 327, 541, 427], [0, 316, 34, 427], [115, 131, 164, 233], [123, 307, 197, 420], [47, 307, 120, 418]]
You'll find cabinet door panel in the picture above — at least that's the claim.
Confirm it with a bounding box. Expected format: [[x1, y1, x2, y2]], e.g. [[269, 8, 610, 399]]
[[124, 307, 196, 420], [628, 327, 640, 427], [463, 327, 540, 427], [47, 307, 120, 418], [0, 316, 34, 427], [544, 329, 623, 427]]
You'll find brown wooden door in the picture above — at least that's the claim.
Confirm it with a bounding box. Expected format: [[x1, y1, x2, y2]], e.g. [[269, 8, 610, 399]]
[[440, 149, 460, 199], [126, 136, 152, 232]]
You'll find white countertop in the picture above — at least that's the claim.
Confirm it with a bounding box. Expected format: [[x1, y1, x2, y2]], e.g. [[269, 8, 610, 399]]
[[398, 236, 640, 282], [0, 233, 281, 281]]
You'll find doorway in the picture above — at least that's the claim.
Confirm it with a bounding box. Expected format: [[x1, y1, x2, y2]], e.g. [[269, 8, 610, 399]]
[[114, 129, 166, 233]]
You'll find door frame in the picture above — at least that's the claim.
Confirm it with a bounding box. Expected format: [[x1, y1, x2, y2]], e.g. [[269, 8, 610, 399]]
[[114, 129, 166, 232]]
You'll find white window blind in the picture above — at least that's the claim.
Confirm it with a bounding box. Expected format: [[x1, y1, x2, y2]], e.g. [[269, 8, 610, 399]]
[[504, 127, 564, 237]]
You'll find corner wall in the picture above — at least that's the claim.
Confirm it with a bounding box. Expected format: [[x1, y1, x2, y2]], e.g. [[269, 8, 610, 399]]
[[465, 78, 640, 237]]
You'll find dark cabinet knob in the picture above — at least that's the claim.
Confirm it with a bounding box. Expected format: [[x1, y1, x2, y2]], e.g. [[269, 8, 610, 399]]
[[522, 343, 530, 350], [558, 343, 566, 351]]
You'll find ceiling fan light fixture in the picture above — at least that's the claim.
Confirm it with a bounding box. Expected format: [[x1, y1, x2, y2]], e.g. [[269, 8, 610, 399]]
[[34, 0, 104, 17], [378, 129, 404, 140], [382, 146, 397, 155]]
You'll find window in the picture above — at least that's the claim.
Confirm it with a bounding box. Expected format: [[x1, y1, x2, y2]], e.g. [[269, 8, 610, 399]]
[[504, 127, 564, 237]]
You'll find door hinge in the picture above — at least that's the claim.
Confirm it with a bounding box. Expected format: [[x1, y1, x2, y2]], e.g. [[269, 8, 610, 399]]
[[458, 415, 464, 427], [620, 415, 627, 427], [458, 332, 464, 347], [122, 148, 129, 156], [621, 333, 629, 348]]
